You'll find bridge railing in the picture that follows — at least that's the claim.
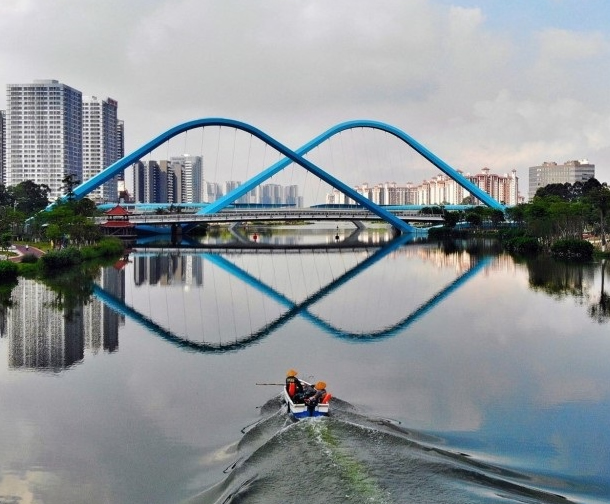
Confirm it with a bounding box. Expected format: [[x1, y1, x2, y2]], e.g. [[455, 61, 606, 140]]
[[94, 208, 444, 225]]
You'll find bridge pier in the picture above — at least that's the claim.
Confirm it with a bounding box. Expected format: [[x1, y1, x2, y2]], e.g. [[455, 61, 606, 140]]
[[171, 223, 182, 244]]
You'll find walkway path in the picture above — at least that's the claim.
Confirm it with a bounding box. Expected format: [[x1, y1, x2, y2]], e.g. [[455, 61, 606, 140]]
[[9, 244, 45, 261]]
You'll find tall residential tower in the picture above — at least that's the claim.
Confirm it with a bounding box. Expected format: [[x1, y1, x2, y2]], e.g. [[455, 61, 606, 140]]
[[82, 96, 121, 202], [6, 80, 82, 201], [0, 110, 5, 185]]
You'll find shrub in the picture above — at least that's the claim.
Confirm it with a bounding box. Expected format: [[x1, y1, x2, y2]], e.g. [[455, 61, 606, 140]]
[[505, 236, 540, 255], [20, 253, 39, 264], [40, 247, 83, 274], [0, 260, 19, 283], [81, 238, 124, 260], [550, 239, 594, 261]]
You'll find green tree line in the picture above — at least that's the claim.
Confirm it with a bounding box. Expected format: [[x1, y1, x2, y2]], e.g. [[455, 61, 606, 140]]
[[430, 178, 610, 257], [0, 175, 102, 251]]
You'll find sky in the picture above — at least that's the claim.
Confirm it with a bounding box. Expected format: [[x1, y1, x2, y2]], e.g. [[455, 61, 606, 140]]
[[1, 0, 609, 197]]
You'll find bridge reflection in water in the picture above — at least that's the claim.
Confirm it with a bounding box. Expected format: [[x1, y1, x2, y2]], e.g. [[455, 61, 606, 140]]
[[93, 236, 491, 352]]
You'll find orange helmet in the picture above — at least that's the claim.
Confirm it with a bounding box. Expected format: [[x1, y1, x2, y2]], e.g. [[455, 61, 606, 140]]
[[286, 369, 298, 377], [315, 381, 326, 390]]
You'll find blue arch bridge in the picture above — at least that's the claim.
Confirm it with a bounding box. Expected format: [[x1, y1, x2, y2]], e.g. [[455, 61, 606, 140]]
[[65, 118, 505, 235]]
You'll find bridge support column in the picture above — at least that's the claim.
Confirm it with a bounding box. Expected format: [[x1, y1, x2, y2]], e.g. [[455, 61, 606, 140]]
[[171, 223, 182, 244]]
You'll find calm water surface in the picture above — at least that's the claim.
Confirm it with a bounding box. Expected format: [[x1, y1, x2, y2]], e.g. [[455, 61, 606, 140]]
[[0, 229, 609, 503]]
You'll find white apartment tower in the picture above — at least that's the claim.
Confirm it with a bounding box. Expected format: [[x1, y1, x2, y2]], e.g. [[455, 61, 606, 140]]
[[0, 110, 5, 185], [6, 80, 82, 201], [82, 96, 120, 202], [170, 155, 203, 203]]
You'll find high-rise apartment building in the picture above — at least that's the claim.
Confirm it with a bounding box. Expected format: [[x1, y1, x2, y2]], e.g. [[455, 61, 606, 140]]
[[528, 160, 595, 201], [170, 155, 203, 203], [116, 120, 125, 170], [346, 168, 520, 207], [6, 80, 82, 201], [0, 110, 5, 185], [82, 96, 120, 202]]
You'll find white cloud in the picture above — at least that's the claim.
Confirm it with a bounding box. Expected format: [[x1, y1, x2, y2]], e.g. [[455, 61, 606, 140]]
[[537, 28, 608, 61], [1, 0, 609, 185]]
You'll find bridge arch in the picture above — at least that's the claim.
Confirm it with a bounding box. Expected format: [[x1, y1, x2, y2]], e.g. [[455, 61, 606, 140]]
[[69, 118, 504, 233], [71, 118, 414, 233], [204, 119, 505, 215]]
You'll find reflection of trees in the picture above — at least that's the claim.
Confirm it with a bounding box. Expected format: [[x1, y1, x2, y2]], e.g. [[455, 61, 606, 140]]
[[0, 281, 17, 337], [438, 238, 503, 256], [525, 256, 594, 300], [524, 255, 610, 324], [588, 259, 610, 323], [40, 263, 100, 320]]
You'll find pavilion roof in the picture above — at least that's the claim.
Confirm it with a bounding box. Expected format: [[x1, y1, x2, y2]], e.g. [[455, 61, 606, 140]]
[[105, 205, 130, 216]]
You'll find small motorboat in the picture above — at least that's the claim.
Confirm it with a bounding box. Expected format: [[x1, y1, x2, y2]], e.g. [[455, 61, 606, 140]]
[[282, 380, 332, 419]]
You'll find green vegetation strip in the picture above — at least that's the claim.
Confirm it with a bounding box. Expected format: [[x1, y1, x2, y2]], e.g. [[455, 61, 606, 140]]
[[306, 421, 389, 502]]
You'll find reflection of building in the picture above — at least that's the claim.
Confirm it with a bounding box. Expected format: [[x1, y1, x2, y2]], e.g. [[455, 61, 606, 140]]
[[7, 280, 84, 371], [5, 265, 126, 370], [528, 159, 595, 201], [87, 262, 125, 353], [133, 254, 204, 286], [0, 304, 7, 338]]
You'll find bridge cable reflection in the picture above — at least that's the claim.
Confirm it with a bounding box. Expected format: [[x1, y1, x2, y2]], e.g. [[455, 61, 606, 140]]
[[93, 240, 491, 353]]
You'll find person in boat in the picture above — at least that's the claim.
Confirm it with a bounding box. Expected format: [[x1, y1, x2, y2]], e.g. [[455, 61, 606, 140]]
[[300, 381, 316, 401], [304, 381, 327, 415], [285, 369, 303, 400]]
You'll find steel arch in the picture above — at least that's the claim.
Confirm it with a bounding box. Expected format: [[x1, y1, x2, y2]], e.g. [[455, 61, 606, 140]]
[[67, 118, 504, 232], [203, 119, 505, 214], [70, 118, 413, 233]]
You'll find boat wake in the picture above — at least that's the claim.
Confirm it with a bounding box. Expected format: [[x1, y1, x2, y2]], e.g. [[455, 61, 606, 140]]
[[185, 396, 573, 504]]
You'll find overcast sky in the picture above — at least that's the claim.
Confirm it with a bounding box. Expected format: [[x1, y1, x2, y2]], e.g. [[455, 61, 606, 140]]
[[1, 0, 609, 195]]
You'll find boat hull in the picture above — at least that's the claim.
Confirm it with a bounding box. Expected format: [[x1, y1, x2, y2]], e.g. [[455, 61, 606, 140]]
[[282, 387, 329, 419]]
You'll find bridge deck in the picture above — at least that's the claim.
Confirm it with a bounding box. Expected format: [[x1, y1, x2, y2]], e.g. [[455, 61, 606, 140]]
[[97, 208, 444, 225]]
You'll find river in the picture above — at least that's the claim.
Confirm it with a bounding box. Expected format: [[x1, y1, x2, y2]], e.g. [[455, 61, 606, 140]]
[[0, 229, 609, 503]]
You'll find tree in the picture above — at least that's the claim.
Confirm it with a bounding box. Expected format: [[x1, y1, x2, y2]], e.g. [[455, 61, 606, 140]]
[[489, 209, 505, 227], [535, 183, 572, 201], [9, 180, 50, 215], [582, 177, 602, 196], [442, 210, 461, 229], [0, 233, 11, 254], [585, 185, 610, 252], [0, 185, 15, 208], [71, 198, 99, 217], [465, 212, 482, 229], [62, 174, 81, 201], [506, 204, 526, 227], [45, 223, 63, 247]]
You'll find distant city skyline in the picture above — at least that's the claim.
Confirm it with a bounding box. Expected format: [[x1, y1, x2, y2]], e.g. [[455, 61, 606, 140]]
[[327, 167, 520, 207], [0, 78, 599, 207], [131, 155, 303, 207]]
